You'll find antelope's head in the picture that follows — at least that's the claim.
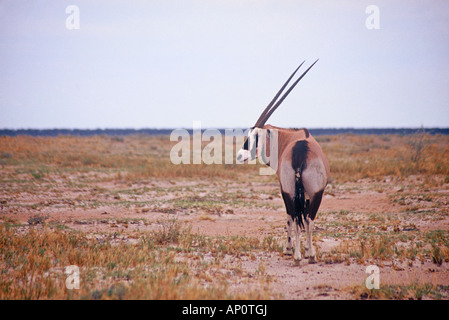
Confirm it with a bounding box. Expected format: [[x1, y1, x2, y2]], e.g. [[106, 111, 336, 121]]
[[236, 60, 318, 164]]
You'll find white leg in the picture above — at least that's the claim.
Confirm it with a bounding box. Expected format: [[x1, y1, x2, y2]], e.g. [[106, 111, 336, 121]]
[[293, 217, 302, 265], [284, 215, 294, 255], [304, 217, 316, 262], [303, 217, 310, 254]]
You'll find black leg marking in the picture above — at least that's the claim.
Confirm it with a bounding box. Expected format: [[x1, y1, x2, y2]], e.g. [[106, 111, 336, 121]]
[[308, 190, 324, 221]]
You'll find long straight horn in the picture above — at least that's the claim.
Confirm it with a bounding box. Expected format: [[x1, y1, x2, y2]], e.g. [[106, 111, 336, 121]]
[[254, 61, 305, 128], [257, 59, 319, 128]]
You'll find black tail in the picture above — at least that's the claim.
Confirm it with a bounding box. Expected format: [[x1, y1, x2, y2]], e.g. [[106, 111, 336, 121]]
[[294, 172, 308, 228], [291, 140, 309, 229]]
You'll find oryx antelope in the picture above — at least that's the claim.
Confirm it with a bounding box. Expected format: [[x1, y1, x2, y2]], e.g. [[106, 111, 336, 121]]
[[236, 61, 330, 264]]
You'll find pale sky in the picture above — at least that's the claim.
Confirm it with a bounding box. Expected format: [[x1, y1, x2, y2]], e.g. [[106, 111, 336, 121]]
[[1, 0, 448, 129]]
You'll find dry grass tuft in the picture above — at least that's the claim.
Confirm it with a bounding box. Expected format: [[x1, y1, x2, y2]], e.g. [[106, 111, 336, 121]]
[[0, 221, 278, 299]]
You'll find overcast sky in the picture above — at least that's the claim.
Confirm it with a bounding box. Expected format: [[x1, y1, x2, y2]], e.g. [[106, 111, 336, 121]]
[[1, 0, 448, 129]]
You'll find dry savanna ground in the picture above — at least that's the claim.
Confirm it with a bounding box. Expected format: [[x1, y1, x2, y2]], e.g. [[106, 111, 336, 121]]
[[1, 132, 449, 300]]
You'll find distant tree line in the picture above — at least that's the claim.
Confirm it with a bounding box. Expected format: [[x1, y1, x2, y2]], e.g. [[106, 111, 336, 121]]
[[0, 127, 448, 137]]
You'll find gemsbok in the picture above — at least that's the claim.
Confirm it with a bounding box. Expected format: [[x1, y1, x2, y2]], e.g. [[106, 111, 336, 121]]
[[236, 60, 330, 265]]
